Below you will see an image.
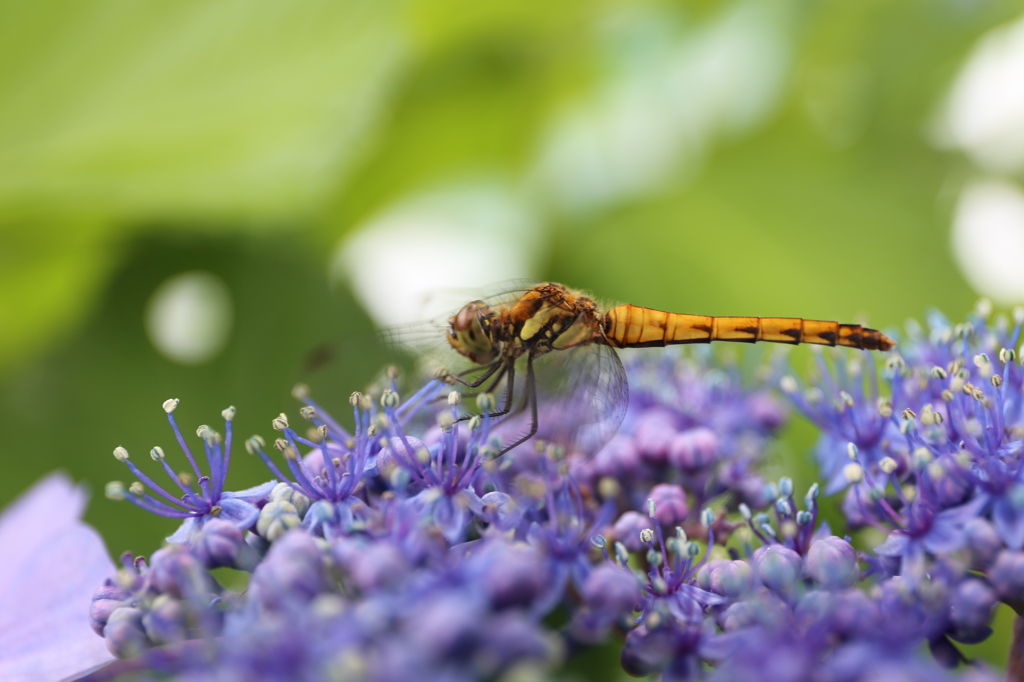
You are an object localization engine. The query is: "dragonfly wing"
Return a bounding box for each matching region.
[529,342,629,458]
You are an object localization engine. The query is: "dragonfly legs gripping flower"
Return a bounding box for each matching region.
[446,355,541,458]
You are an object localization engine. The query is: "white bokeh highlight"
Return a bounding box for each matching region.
[941,13,1024,174]
[952,179,1024,304]
[335,182,542,327]
[145,271,234,365]
[531,0,791,214]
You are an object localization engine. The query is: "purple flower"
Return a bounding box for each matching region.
[0,474,116,680]
[107,400,274,543]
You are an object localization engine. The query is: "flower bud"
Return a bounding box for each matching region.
[194,518,257,571]
[753,545,803,593]
[666,427,718,471]
[256,499,301,542]
[89,583,131,635]
[807,536,859,589]
[949,578,997,638]
[103,607,151,658]
[646,484,689,527]
[250,530,326,610]
[141,594,188,645]
[148,544,210,599]
[708,560,754,598]
[612,511,654,552]
[989,550,1024,601]
[269,481,311,518]
[480,491,524,531]
[964,518,1002,568]
[479,544,550,610]
[582,564,642,615]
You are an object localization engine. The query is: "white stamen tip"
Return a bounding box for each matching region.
[162,398,179,414]
[843,463,863,483]
[113,446,130,461]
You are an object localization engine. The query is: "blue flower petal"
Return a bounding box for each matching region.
[222,480,277,504]
[874,531,910,557]
[217,498,261,529]
[994,495,1024,550]
[166,517,200,544]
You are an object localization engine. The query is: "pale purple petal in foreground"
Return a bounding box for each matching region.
[0,473,116,681]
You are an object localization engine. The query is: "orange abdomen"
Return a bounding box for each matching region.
[602,305,894,351]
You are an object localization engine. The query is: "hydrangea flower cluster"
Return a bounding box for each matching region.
[64,311,1024,681]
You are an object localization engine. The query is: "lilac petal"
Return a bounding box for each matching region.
[874,531,910,557]
[0,474,116,680]
[923,516,966,555]
[166,517,200,544]
[677,583,727,607]
[434,497,467,544]
[939,494,988,525]
[994,496,1024,551]
[216,498,261,530]
[811,520,832,543]
[221,481,277,504]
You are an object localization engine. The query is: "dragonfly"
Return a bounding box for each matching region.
[385,282,895,458]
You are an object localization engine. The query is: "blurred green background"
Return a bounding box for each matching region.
[3,0,1024,672]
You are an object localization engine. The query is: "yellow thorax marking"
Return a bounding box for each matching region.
[552,316,593,350]
[519,304,561,341]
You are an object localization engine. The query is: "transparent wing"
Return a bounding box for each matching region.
[467,342,628,459]
[533,341,629,457]
[376,281,542,375]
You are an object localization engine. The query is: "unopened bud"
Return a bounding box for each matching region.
[878,400,893,418]
[105,481,126,500]
[245,435,265,454]
[476,393,496,412]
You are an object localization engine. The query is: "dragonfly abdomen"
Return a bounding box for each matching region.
[602,305,894,351]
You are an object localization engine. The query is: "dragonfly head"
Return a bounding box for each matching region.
[448,300,500,365]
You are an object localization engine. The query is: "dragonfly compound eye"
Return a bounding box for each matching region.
[449,300,498,365]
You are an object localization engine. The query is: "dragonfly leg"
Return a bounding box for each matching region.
[494,356,538,457]
[452,364,512,424]
[449,361,502,389]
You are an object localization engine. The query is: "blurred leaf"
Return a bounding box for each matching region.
[0,217,118,377]
[0,0,403,220]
